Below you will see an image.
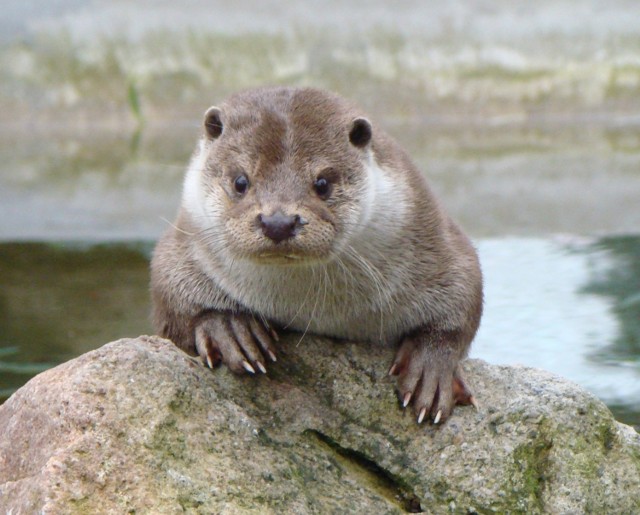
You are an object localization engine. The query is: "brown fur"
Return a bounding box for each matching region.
[150,87,483,423]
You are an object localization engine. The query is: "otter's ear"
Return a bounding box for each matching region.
[204,106,223,139]
[349,117,372,148]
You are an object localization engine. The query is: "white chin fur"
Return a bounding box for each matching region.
[182,138,210,227]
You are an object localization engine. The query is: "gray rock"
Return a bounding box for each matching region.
[0,335,638,514]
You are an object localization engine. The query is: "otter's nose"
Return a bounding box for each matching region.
[258,212,305,244]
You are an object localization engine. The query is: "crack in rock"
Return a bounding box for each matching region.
[307,429,423,513]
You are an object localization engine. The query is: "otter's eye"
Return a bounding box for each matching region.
[233,174,249,195]
[314,177,332,199]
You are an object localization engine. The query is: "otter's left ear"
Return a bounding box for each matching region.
[349,117,372,148]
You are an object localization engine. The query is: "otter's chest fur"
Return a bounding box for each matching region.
[214,254,411,343]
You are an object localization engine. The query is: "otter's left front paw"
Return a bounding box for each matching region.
[388,336,476,424]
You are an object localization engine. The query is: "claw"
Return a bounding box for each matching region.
[402,392,412,408]
[470,396,479,410]
[256,361,267,374]
[267,349,277,362]
[433,410,442,425]
[242,361,256,374]
[417,406,427,424]
[261,319,279,341]
[206,355,214,369]
[388,363,398,376]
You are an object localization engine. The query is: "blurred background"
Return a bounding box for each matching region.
[0,0,638,428]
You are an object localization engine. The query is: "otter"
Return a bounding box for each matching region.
[150,87,482,424]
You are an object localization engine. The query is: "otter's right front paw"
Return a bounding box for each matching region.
[194,313,278,375]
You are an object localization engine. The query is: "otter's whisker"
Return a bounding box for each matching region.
[296,265,322,347]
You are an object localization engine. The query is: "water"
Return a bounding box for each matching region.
[3,124,640,241]
[0,126,639,429]
[0,243,152,383]
[474,236,640,426]
[1,237,638,428]
[0,0,639,429]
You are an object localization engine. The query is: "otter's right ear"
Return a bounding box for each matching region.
[349,117,372,148]
[204,106,223,139]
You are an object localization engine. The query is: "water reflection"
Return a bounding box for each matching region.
[580,236,640,363]
[0,239,638,429]
[2,124,640,241]
[0,127,195,240]
[0,242,152,401]
[472,236,640,428]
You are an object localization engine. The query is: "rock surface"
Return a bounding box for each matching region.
[0,335,638,514]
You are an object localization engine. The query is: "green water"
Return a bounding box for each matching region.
[0,239,638,429]
[0,243,152,389]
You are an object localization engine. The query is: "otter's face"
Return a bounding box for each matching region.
[183,91,374,265]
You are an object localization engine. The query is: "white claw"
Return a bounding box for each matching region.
[267,349,277,362]
[417,407,427,424]
[402,392,412,408]
[434,410,442,425]
[257,361,267,374]
[242,361,256,374]
[206,355,214,369]
[470,396,479,410]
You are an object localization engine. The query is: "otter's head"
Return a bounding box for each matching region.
[182,88,375,265]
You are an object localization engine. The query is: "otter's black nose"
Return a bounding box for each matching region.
[258,212,304,244]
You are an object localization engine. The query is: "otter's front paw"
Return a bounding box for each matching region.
[194,312,278,375]
[389,336,476,424]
